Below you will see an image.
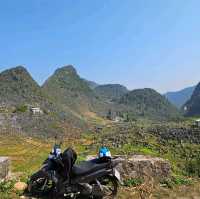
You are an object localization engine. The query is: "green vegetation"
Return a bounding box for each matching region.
[118,88,181,120]
[124,178,143,187]
[0,180,15,199]
[160,176,192,189]
[184,151,200,177]
[94,84,128,101]
[13,105,28,113]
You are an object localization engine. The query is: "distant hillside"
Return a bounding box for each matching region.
[183,82,200,116]
[165,86,196,109]
[95,84,128,101]
[83,79,99,89]
[118,88,181,120]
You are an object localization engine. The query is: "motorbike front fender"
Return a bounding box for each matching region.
[111,168,123,185]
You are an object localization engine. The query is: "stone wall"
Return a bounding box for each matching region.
[149,126,200,144]
[0,157,10,181]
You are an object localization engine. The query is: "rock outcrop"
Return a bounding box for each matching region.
[116,155,171,181]
[0,157,10,181]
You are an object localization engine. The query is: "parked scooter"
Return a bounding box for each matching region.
[28,143,122,199]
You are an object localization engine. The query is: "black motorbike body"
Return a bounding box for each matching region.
[28,148,122,199]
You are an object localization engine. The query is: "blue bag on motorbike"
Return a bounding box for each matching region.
[98,146,112,163]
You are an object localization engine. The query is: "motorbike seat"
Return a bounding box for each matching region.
[72,160,109,176]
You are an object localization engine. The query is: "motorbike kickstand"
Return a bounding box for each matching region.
[95,179,103,192]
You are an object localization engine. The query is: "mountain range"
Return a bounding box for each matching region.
[1,65,199,136]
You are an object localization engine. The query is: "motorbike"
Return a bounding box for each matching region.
[28,144,122,199]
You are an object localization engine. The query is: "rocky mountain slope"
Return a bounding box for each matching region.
[42,65,108,117]
[183,82,200,116]
[165,85,196,108]
[94,84,128,101]
[83,79,99,89]
[118,88,181,120]
[0,66,47,106]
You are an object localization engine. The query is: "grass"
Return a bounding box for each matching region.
[0,135,51,175]
[123,178,143,187]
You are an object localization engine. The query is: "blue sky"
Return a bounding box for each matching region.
[0,0,200,93]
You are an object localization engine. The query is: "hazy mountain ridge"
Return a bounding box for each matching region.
[165,86,196,108]
[183,82,200,116]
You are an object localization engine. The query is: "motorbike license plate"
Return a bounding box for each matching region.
[114,169,121,181]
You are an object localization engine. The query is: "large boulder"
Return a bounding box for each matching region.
[116,155,171,181]
[0,157,10,181]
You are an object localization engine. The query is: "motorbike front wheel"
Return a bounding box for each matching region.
[28,170,54,197]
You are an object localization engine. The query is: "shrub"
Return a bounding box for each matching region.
[184,153,200,177]
[0,180,14,193]
[172,176,192,185]
[123,178,143,187]
[13,105,28,113]
[160,176,192,189]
